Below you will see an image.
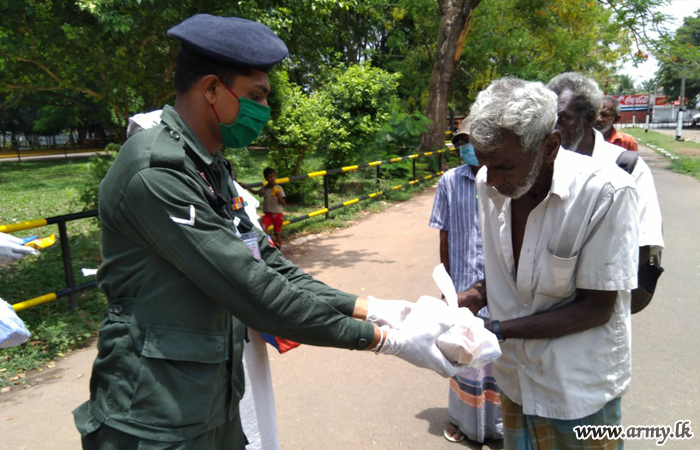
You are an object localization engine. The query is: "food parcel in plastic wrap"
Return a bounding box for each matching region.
[404,264,501,368]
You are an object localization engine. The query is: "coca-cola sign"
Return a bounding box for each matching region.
[612,94,668,107]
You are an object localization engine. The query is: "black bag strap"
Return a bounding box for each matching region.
[616,150,639,175]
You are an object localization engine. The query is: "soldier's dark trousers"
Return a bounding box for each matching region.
[81,420,247,450]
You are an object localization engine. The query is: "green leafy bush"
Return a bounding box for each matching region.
[77,147,117,211]
[262,70,330,204]
[223,146,254,178]
[374,111,433,156]
[316,64,401,177]
[379,155,412,179]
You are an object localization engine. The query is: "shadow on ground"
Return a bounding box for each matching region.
[284,233,396,275]
[415,407,504,449]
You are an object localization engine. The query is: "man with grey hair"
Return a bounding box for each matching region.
[595,96,639,151]
[548,72,664,311]
[546,72,604,153]
[466,77,638,449]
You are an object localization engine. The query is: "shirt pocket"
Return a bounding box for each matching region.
[127,326,229,428]
[535,252,578,299]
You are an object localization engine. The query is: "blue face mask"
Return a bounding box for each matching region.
[460,143,479,166]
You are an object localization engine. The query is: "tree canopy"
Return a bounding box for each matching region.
[0,0,670,150]
[657,11,700,108]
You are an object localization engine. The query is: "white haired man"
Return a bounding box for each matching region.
[547,73,664,300]
[465,77,638,449]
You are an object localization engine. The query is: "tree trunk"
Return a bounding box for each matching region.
[293,146,308,176]
[419,0,481,153]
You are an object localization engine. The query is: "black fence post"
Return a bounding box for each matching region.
[323,174,330,220]
[58,221,78,312]
[412,158,416,181]
[376,165,381,188]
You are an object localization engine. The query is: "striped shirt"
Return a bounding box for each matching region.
[429,165,485,316]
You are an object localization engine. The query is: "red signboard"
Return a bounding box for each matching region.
[612,94,669,109]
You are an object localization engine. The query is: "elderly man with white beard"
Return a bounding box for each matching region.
[465,77,638,449]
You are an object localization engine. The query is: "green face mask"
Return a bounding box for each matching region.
[212,83,270,148]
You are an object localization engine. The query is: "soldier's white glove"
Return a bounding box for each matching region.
[377,297,465,378]
[0,298,31,348]
[0,232,38,266]
[366,296,414,329]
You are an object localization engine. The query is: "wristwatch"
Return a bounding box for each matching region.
[491,320,506,342]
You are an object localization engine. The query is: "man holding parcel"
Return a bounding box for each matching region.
[467,78,638,449]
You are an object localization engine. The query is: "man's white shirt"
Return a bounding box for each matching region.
[592,129,664,252]
[477,149,638,420]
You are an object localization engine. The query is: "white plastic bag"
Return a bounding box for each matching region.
[0,298,31,349]
[432,264,501,368]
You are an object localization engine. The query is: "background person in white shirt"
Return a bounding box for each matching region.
[465,77,638,449]
[547,72,664,269]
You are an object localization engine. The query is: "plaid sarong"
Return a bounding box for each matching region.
[448,363,503,442]
[501,394,623,450]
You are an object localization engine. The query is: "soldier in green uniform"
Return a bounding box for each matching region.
[73,14,466,449]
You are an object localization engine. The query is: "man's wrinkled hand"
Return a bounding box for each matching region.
[456,282,487,315]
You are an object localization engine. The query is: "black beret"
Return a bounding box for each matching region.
[168,14,288,72]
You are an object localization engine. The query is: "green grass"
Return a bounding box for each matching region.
[0,159,105,388]
[667,157,700,180]
[625,127,700,154]
[624,127,700,181]
[0,150,458,387]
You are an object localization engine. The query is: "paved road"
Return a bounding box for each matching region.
[0,144,698,449]
[0,150,105,163]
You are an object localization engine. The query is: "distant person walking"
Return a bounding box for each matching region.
[595,96,639,151]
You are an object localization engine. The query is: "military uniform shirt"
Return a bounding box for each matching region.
[73,105,374,442]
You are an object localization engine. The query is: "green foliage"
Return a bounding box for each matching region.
[378,154,412,179]
[222,146,253,178]
[374,111,433,155]
[260,69,329,204]
[316,64,401,173]
[1,0,670,145]
[77,150,117,212]
[657,13,700,108]
[609,74,638,94]
[32,105,81,136]
[451,0,623,112]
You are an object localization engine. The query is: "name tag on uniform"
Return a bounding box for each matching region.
[240,232,261,259]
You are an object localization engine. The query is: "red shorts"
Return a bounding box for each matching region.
[262,212,284,232]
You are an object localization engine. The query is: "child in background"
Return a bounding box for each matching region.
[245,167,286,249]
